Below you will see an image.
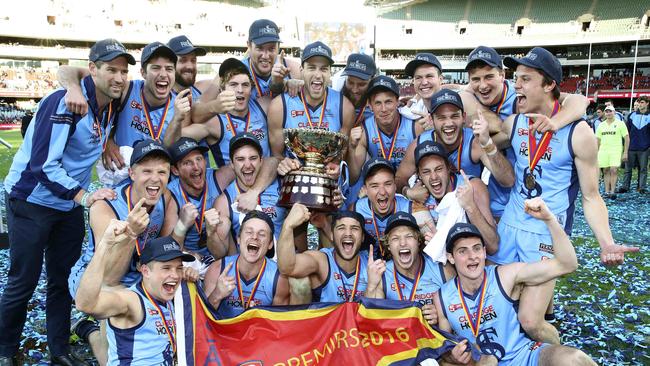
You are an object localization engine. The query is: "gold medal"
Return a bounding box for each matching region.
[524,174,536,190]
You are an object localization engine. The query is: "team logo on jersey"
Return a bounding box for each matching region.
[459,304,497,330]
[261,206,277,219]
[448,303,462,312]
[519,166,543,199]
[131,100,143,110]
[538,243,553,254]
[249,128,266,143]
[476,327,506,361]
[518,142,553,161]
[290,110,305,117]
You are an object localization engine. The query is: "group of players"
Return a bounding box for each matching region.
[0,17,640,366]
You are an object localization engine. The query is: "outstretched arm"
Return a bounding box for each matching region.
[277,204,324,278]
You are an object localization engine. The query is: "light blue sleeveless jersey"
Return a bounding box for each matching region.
[106,282,175,366]
[353,194,412,245]
[312,247,369,303]
[209,99,270,167]
[114,79,176,148]
[500,114,581,234]
[217,255,280,319]
[382,253,446,306]
[167,168,222,256]
[418,128,482,177]
[363,114,417,169]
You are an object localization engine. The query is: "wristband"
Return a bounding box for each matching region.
[80,191,90,208]
[174,220,189,238]
[479,137,494,148]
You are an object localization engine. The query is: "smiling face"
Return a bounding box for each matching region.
[413,65,442,101]
[91,57,129,102]
[247,41,279,77]
[175,52,198,88]
[344,75,370,106]
[513,65,555,114]
[447,236,486,282]
[129,155,171,207]
[301,57,331,103]
[222,72,252,113]
[417,154,452,200]
[332,217,364,262]
[365,169,397,216]
[141,258,183,302]
[432,104,465,147]
[370,91,399,132]
[468,65,505,106]
[387,226,421,273]
[172,150,206,195]
[238,218,273,264]
[142,56,176,105]
[232,145,261,188]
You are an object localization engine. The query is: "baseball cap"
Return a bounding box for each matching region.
[430,89,464,114]
[241,210,276,258]
[604,105,616,112]
[89,39,136,65]
[366,75,400,99]
[415,140,448,167]
[405,53,442,77]
[218,58,251,78]
[130,139,172,166]
[140,236,195,264]
[229,132,263,160]
[167,35,207,57]
[465,46,502,70]
[169,137,209,164]
[445,222,484,253]
[141,42,178,66]
[361,157,395,183]
[342,53,376,81]
[385,211,419,236]
[248,19,281,45]
[503,47,562,85]
[301,41,334,65]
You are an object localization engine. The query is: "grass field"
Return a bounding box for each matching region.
[0,130,647,364]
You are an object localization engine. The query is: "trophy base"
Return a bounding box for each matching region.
[278,171,338,212]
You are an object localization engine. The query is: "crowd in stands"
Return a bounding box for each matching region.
[0,102,33,125]
[561,70,650,94]
[0,66,57,93]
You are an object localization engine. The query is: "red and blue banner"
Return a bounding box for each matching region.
[175,282,479,366]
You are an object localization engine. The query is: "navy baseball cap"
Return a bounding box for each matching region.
[130,139,172,166]
[89,39,136,65]
[342,53,376,81]
[465,46,502,70]
[141,42,178,66]
[248,19,281,45]
[301,41,334,65]
[218,58,251,78]
[445,222,484,253]
[415,140,448,167]
[385,211,419,236]
[362,157,395,183]
[229,132,263,159]
[241,210,276,258]
[366,75,400,98]
[503,47,562,85]
[405,53,442,77]
[168,35,207,57]
[430,89,464,114]
[140,236,195,264]
[169,137,209,164]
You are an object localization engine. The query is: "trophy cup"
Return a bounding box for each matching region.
[278,128,348,212]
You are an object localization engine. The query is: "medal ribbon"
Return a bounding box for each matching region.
[393,256,423,301]
[235,182,261,205]
[179,185,208,234]
[335,255,361,302]
[354,104,369,126]
[457,270,488,337]
[248,62,265,97]
[527,100,560,172]
[371,198,396,257]
[375,117,401,162]
[140,88,170,141]
[455,132,464,171]
[126,185,146,256]
[235,257,267,309]
[225,112,251,136]
[93,102,112,152]
[141,285,176,354]
[299,89,328,129]
[495,82,508,115]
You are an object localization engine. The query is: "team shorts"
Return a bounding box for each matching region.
[597,149,622,168]
[489,221,554,264]
[500,341,548,366]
